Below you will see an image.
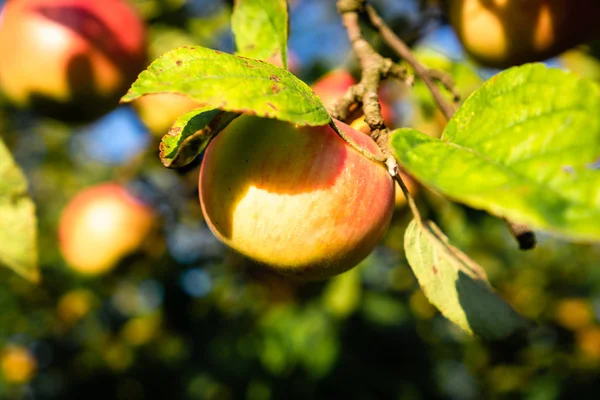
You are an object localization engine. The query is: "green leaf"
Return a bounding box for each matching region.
[122,46,329,126]
[160,107,239,168]
[232,0,288,69]
[0,139,39,282]
[391,64,600,241]
[405,218,527,339]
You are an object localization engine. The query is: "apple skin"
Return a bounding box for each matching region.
[0,0,147,122]
[199,116,395,279]
[59,183,155,276]
[449,0,600,69]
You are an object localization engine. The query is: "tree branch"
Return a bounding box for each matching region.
[335,0,536,250]
[364,3,456,120]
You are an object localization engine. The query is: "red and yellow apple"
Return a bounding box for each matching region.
[59,183,155,276]
[199,116,395,279]
[0,0,147,122]
[449,0,600,68]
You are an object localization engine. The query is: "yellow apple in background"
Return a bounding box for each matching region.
[449,0,600,68]
[133,93,201,136]
[59,183,156,276]
[199,116,395,279]
[0,345,37,384]
[0,0,147,122]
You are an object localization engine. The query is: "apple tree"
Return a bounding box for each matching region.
[1,0,600,398]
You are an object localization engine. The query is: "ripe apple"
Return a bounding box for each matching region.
[449,0,600,68]
[0,0,147,122]
[59,183,155,276]
[199,116,395,279]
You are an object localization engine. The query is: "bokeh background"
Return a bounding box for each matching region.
[2,0,600,399]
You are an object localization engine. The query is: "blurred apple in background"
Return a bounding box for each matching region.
[0,0,147,122]
[0,345,37,385]
[448,0,600,68]
[311,69,357,109]
[58,183,156,276]
[133,92,201,136]
[311,69,396,127]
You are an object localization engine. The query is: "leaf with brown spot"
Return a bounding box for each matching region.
[122,46,329,126]
[160,106,239,168]
[404,218,528,339]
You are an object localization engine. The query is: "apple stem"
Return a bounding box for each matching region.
[329,120,386,164]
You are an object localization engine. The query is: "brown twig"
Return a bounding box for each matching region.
[332,0,412,155]
[335,0,422,231]
[364,3,456,120]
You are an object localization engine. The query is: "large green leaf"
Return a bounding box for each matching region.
[0,139,39,282]
[405,218,527,339]
[160,107,239,168]
[391,64,600,241]
[122,46,329,126]
[232,0,288,69]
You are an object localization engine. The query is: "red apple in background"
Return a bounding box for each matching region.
[311,69,357,109]
[199,116,395,279]
[0,0,147,122]
[59,183,156,276]
[311,69,396,127]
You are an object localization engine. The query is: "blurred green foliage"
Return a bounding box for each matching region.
[1,0,600,399]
